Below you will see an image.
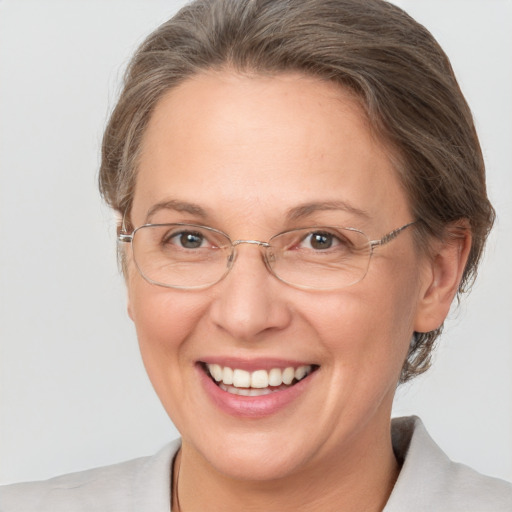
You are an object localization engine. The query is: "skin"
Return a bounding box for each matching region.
[126,71,470,511]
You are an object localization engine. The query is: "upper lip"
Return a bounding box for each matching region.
[198,357,319,372]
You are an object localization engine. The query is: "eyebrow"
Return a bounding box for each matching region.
[286,201,371,221]
[144,198,370,224]
[145,199,209,223]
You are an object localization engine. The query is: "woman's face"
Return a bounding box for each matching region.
[127,72,433,480]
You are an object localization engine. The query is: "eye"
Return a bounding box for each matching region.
[300,231,343,250]
[179,232,205,249]
[164,230,209,249]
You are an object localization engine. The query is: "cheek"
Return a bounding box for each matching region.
[127,276,203,386]
[309,267,420,376]
[126,280,214,434]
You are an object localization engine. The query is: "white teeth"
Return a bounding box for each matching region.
[295,365,309,380]
[268,368,282,387]
[282,367,295,385]
[219,383,274,396]
[251,369,269,388]
[210,364,223,382]
[206,363,314,392]
[222,366,233,385]
[232,369,251,388]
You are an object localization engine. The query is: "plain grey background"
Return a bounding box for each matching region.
[1,0,511,484]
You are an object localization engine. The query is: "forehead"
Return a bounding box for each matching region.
[133,71,410,233]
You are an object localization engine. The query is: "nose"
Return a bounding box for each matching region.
[208,243,292,342]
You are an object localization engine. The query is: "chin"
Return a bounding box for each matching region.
[185,428,317,482]
[210,445,310,482]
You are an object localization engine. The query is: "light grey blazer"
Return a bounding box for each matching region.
[1,417,511,511]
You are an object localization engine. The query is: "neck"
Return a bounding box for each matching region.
[172,421,400,512]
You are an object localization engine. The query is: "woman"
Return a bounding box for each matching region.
[1,0,511,510]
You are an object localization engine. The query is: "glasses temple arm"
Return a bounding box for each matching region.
[370,221,418,249]
[118,233,133,243]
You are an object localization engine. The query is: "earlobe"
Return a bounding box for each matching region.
[124,260,136,322]
[126,279,135,322]
[414,221,472,333]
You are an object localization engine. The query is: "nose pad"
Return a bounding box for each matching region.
[262,249,277,280]
[227,250,236,266]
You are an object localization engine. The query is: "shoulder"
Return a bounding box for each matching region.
[0,439,180,512]
[385,416,512,512]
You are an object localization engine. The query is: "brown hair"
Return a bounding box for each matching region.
[99,0,495,382]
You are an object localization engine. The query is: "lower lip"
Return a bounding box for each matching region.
[197,365,316,418]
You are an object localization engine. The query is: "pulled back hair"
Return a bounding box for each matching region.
[99,0,495,382]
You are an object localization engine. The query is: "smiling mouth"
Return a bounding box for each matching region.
[203,363,318,396]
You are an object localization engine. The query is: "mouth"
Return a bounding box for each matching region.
[202,362,319,397]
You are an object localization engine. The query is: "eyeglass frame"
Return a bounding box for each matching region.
[117,220,418,291]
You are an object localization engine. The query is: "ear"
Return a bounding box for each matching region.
[120,238,136,323]
[126,271,136,323]
[127,300,135,322]
[414,221,472,333]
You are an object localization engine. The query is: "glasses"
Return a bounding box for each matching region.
[118,221,416,290]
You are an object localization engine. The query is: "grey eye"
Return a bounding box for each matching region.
[161,230,207,249]
[308,232,334,250]
[177,232,205,249]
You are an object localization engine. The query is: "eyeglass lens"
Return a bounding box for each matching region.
[130,224,373,290]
